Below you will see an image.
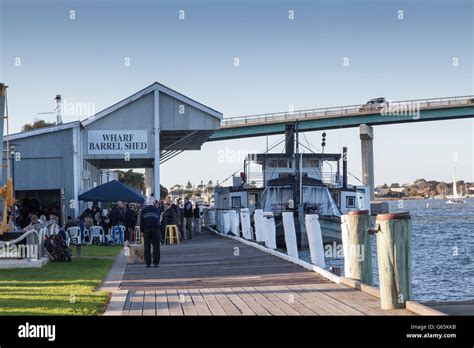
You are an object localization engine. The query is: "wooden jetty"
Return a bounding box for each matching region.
[103,229,421,316]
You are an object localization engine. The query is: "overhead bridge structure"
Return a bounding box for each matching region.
[210,95,474,141]
[209,95,474,199]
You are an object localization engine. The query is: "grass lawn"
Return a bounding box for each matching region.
[0,245,122,316]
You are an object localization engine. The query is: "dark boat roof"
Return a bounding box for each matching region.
[267,175,324,186]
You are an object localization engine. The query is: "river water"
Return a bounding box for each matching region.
[298,198,474,303]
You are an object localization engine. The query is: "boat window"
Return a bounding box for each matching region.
[231,196,242,208]
[278,160,289,168]
[248,193,258,208]
[268,159,278,168]
[346,196,355,208]
[302,159,319,168]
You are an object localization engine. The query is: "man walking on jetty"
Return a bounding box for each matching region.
[140,196,161,268]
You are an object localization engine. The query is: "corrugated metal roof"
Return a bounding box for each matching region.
[81,82,223,127]
[4,121,80,141]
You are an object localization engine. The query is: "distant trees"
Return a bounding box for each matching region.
[376,178,472,198]
[22,119,55,131]
[117,169,145,192]
[169,180,216,198]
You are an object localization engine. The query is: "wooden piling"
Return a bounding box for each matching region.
[345,210,372,285]
[376,212,412,309]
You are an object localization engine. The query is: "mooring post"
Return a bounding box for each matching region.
[376,212,412,309]
[340,214,350,276]
[305,214,325,268]
[229,210,239,237]
[253,209,266,242]
[282,211,298,258]
[344,210,373,285]
[222,211,231,235]
[240,208,253,240]
[263,212,277,249]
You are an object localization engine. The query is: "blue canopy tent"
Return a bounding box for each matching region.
[78,180,145,203]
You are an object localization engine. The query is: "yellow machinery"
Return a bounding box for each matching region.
[0,178,14,235]
[0,83,14,236]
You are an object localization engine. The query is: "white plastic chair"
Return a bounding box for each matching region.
[67,227,81,245]
[89,226,104,245]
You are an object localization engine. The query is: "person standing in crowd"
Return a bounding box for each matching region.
[183,197,193,240]
[193,203,201,235]
[160,202,175,244]
[124,203,136,242]
[64,215,77,230]
[108,202,125,230]
[140,196,161,268]
[177,198,185,239]
[170,202,181,241]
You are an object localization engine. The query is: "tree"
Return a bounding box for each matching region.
[118,170,145,192]
[206,180,214,194]
[22,119,55,132]
[184,180,193,196]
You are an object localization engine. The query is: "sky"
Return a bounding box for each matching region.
[0,0,473,188]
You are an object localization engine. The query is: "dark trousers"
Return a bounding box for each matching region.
[143,227,160,266]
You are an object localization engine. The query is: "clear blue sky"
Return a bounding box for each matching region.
[0,0,473,187]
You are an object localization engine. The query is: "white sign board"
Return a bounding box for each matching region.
[88,130,148,155]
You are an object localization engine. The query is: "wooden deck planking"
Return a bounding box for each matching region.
[128,291,144,316]
[229,287,272,316]
[142,291,156,316]
[117,229,415,316]
[154,290,170,315]
[199,288,228,316]
[166,289,184,316]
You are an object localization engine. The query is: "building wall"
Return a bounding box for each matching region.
[159,92,220,131]
[2,128,75,214]
[82,92,155,161]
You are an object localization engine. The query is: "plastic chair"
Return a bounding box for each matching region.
[112,225,125,245]
[89,226,104,245]
[104,227,113,244]
[164,225,180,245]
[67,227,82,245]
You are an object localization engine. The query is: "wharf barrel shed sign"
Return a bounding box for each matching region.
[88,130,148,155]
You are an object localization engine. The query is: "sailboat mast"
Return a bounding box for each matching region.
[453,167,458,198]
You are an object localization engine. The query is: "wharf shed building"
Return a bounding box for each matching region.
[1,82,222,221]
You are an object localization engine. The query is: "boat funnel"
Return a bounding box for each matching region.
[285,124,295,155]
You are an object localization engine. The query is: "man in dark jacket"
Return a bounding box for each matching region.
[140,197,161,267]
[160,202,175,243]
[124,204,136,241]
[109,203,125,227]
[183,197,193,240]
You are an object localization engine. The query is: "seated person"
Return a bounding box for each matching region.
[64,215,78,231]
[48,214,60,236]
[26,214,41,231]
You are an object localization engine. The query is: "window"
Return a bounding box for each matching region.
[249,193,258,208]
[231,196,242,208]
[346,196,355,208]
[268,160,278,168]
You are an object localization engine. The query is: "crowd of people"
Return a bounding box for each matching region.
[10,195,204,268]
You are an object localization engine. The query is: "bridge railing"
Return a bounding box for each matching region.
[220,95,474,128]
